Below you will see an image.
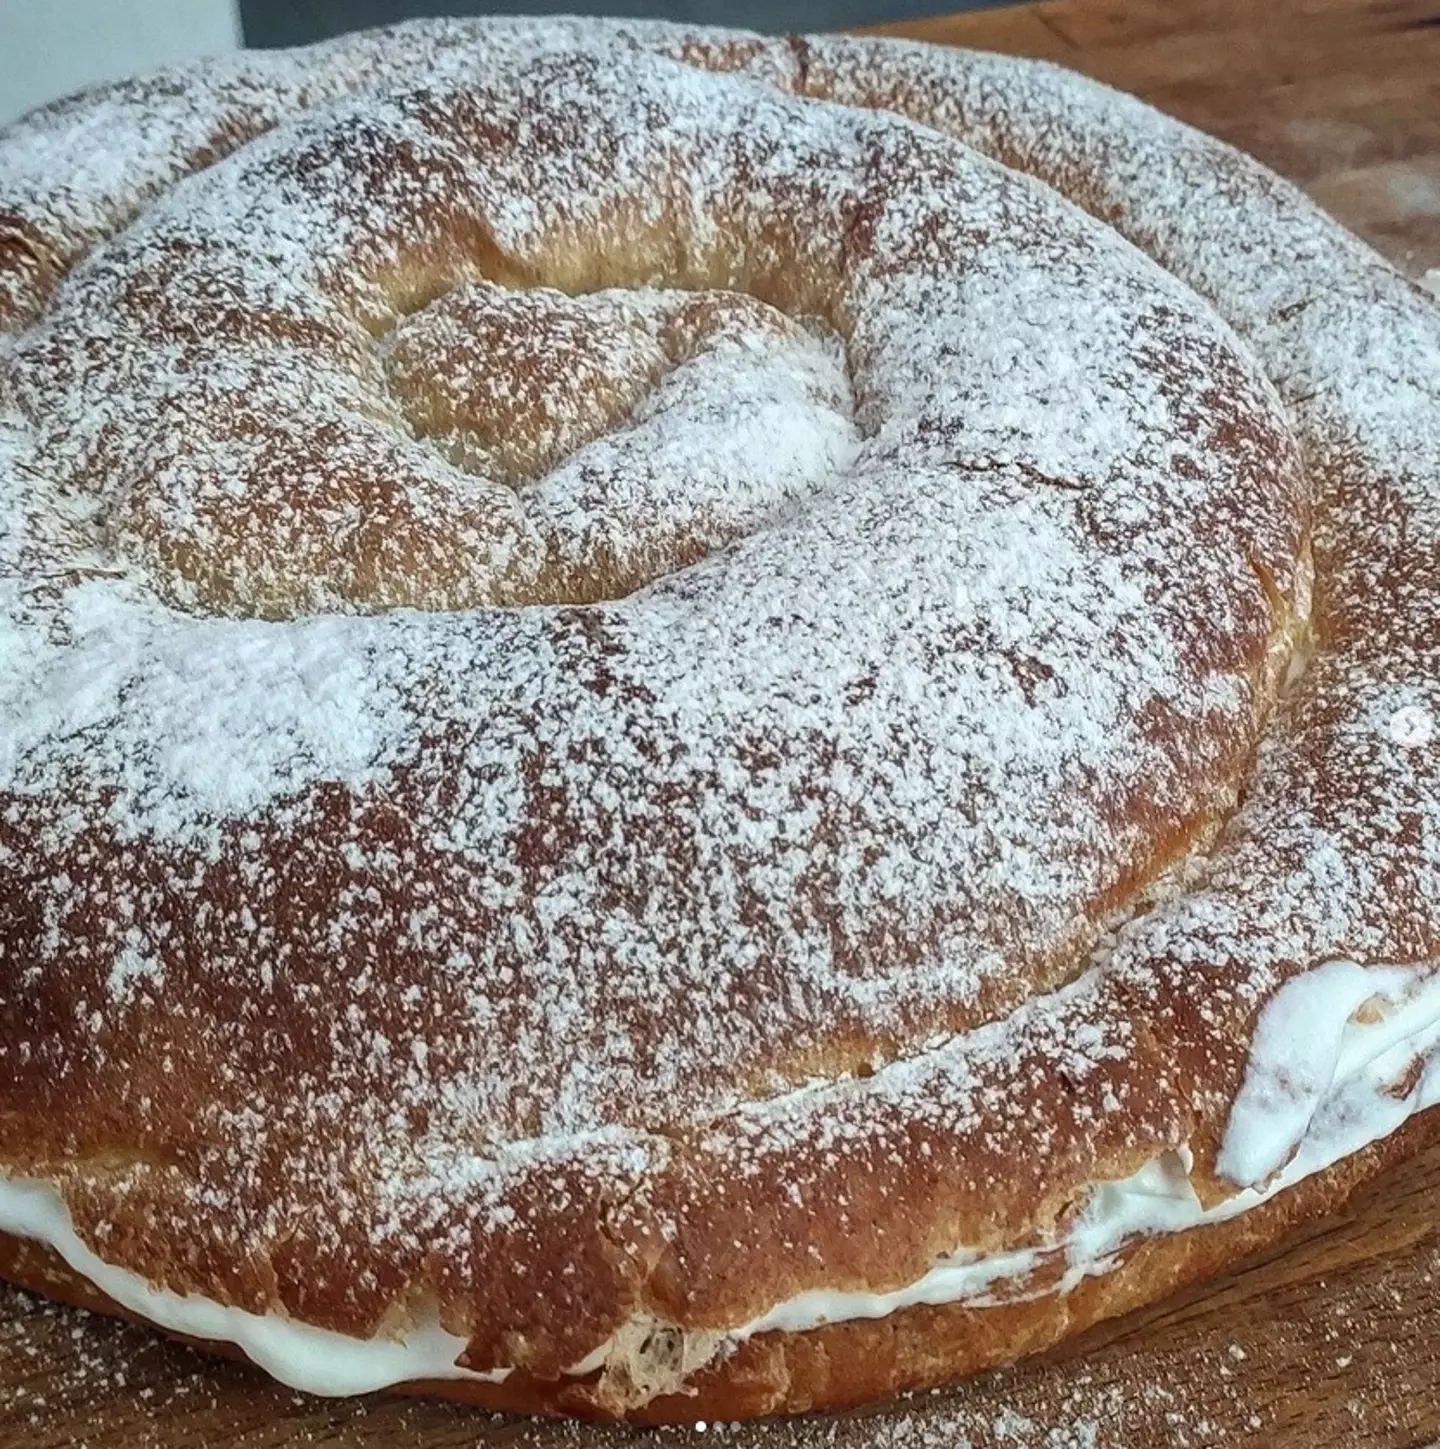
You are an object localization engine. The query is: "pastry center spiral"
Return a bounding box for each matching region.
[378,280,855,607]
[5,52,1304,652]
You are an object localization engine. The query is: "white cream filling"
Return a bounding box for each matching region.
[4,957,1438,1396]
[0,1176,505,1392]
[744,959,1440,1337]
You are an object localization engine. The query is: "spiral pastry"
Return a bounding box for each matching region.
[1,17,1438,1423]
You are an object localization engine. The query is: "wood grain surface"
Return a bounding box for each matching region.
[4,1,1440,1445]
[877,0,1440,277]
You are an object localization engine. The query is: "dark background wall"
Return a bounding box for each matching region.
[240,0,1005,47]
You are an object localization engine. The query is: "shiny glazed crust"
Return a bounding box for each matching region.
[2,17,1439,1422]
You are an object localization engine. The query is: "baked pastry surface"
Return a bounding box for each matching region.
[1,17,1438,1422]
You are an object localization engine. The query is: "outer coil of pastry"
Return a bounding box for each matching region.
[1,18,1438,1422]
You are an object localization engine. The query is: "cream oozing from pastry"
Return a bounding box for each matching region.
[0,1175,505,1390]
[2,956,1437,1397]
[748,958,1440,1335]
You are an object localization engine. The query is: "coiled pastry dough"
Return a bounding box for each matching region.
[1,16,1438,1423]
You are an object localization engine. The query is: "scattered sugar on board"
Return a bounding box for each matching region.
[0,1279,1246,1448]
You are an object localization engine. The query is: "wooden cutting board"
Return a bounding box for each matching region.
[4,1,1440,1445]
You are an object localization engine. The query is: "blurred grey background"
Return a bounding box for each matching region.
[0,0,240,123]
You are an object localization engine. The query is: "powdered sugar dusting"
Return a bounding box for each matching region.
[0,41,1301,1142]
[1,14,1437,1411]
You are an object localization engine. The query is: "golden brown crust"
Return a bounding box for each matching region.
[2,17,1439,1423]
